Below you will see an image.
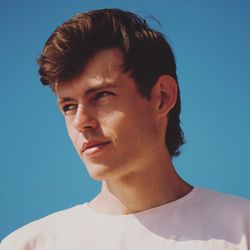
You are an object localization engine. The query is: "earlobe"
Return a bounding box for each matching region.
[155,75,178,116]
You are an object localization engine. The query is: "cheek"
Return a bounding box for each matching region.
[65,120,78,146]
[99,110,125,137]
[101,107,157,144]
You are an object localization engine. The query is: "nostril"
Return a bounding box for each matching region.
[72,105,99,132]
[73,116,99,132]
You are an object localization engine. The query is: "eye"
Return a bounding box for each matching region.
[95,91,114,99]
[62,104,77,113]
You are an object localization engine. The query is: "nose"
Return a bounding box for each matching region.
[73,105,99,132]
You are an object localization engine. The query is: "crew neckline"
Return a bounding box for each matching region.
[84,187,200,219]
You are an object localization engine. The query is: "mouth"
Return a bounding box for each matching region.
[82,141,111,156]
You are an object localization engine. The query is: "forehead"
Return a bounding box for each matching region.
[55,48,125,96]
[85,48,124,75]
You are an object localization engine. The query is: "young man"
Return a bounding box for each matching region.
[1,8,250,250]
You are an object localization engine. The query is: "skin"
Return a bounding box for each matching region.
[56,48,192,215]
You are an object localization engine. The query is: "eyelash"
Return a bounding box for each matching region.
[61,91,114,113]
[62,104,76,113]
[94,91,113,100]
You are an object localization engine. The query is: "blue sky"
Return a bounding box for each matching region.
[1,0,250,239]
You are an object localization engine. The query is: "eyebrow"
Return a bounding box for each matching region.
[57,82,118,105]
[85,82,118,95]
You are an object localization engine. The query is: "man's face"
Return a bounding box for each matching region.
[56,48,162,181]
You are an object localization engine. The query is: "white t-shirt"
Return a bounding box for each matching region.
[1,188,250,250]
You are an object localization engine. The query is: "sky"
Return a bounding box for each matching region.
[0,0,250,239]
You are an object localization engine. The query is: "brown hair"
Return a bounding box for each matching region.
[37,8,185,157]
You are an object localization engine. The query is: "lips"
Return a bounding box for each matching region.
[82,141,111,156]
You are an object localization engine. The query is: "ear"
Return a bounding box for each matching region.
[151,75,178,117]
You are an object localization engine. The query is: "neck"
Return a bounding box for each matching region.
[88,152,192,215]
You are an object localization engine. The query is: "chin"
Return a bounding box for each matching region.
[84,162,115,181]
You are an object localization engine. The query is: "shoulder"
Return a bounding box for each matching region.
[171,188,250,247]
[194,188,250,212]
[0,204,87,250]
[190,188,250,226]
